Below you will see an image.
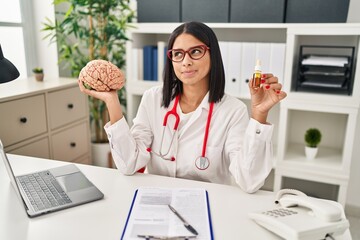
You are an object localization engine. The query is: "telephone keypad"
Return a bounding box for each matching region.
[262,208,298,218]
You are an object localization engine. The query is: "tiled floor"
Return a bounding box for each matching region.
[349,215,360,240]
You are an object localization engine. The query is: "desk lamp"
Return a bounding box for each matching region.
[0,44,20,83]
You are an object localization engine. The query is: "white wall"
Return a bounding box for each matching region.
[32,0,59,78]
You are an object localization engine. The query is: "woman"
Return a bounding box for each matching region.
[78,21,287,193]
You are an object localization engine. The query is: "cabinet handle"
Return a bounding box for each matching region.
[70,142,76,147]
[67,103,74,109]
[20,117,27,123]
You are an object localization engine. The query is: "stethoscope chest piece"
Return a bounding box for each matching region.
[195,156,210,170]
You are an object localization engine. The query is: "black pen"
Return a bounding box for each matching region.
[168,204,198,236]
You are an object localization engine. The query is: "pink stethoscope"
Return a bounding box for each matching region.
[147,95,214,170]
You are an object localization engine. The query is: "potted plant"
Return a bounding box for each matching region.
[43,0,135,167]
[304,128,322,160]
[32,67,44,81]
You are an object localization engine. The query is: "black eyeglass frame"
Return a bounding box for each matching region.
[167,44,210,62]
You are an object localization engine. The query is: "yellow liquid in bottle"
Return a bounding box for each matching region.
[252,71,261,88]
[252,59,262,88]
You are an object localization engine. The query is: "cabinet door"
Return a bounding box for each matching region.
[51,122,89,162]
[47,87,87,130]
[0,95,47,146]
[73,155,92,165]
[8,138,50,159]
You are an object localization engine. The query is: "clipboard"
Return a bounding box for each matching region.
[121,187,214,240]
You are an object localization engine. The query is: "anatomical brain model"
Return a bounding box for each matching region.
[79,59,125,91]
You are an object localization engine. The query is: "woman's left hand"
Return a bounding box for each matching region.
[249,73,287,124]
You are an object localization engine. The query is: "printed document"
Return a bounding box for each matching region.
[121,187,213,240]
[302,55,349,67]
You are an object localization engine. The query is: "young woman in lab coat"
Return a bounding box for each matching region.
[78,21,287,193]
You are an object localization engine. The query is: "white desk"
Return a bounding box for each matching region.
[0,155,352,240]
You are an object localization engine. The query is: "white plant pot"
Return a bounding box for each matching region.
[91,142,113,168]
[305,146,318,160]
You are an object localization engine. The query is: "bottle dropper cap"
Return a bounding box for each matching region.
[254,59,262,71]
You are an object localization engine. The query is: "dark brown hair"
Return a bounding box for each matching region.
[162,21,225,107]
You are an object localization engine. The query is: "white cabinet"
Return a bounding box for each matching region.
[125,23,288,122]
[51,122,89,161]
[0,94,47,146]
[0,78,92,164]
[274,25,360,205]
[8,138,51,159]
[47,86,88,129]
[125,23,360,205]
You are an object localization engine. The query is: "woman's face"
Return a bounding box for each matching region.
[171,33,211,89]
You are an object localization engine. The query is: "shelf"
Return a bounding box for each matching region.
[131,23,287,43]
[126,80,161,95]
[285,33,360,98]
[287,24,360,35]
[281,177,340,201]
[285,92,360,108]
[282,143,343,172]
[131,23,289,34]
[133,23,360,33]
[285,109,347,147]
[126,23,360,205]
[0,77,77,101]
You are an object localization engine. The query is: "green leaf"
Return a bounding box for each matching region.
[43,0,136,143]
[64,4,74,18]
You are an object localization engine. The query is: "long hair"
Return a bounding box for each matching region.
[162,21,225,108]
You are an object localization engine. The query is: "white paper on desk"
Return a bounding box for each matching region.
[121,187,213,240]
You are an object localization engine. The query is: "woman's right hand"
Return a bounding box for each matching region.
[78,79,124,124]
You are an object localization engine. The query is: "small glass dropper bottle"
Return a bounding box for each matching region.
[252,59,262,88]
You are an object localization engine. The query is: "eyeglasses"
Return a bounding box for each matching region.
[167,45,210,62]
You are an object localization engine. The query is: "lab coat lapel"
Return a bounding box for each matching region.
[178,92,210,138]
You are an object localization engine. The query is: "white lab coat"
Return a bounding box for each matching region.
[105,86,274,193]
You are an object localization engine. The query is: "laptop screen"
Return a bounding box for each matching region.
[0,139,26,204]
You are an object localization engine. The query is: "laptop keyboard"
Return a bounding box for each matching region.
[17,171,72,212]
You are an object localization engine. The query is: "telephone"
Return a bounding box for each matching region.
[249,189,349,240]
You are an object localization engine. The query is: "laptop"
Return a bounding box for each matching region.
[0,139,104,217]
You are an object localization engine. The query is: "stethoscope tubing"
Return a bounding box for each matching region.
[158,128,177,160]
[158,95,180,159]
[148,95,214,164]
[202,101,214,157]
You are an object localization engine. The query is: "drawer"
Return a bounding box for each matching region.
[48,86,87,129]
[51,122,89,162]
[73,155,92,165]
[0,95,47,146]
[8,138,50,159]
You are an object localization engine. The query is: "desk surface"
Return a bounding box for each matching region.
[0,155,352,240]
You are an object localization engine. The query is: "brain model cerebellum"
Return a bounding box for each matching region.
[79,60,125,91]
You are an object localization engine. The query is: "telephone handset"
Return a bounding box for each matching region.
[249,189,349,240]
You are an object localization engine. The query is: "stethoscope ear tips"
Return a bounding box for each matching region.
[146,148,152,152]
[171,157,176,161]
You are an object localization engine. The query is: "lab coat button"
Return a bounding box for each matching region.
[256,129,261,134]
